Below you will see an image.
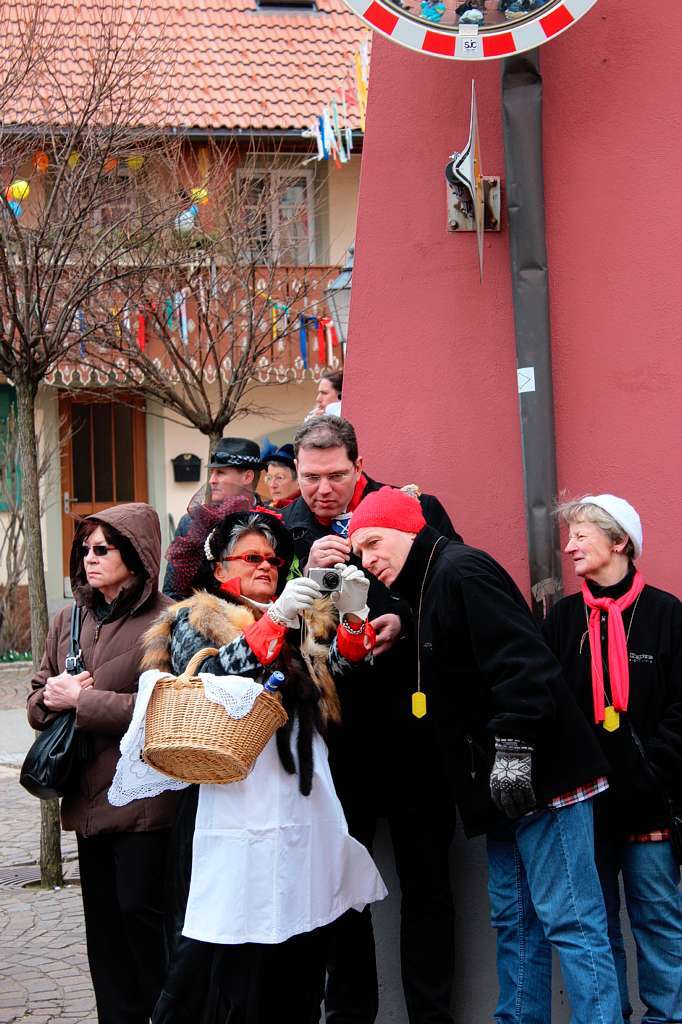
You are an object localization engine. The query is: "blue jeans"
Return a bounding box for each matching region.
[486,799,621,1024]
[596,837,682,1023]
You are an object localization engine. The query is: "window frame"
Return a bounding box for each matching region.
[91,161,144,232]
[236,166,317,266]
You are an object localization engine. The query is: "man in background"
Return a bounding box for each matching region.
[163,437,260,599]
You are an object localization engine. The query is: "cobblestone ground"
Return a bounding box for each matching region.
[0,662,96,1024]
[0,665,32,712]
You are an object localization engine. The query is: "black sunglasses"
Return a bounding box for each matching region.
[82,543,116,557]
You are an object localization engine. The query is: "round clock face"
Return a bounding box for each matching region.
[342,0,598,60]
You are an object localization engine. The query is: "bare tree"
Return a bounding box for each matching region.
[2,1,343,885]
[0,0,187,885]
[63,141,342,461]
[0,407,58,656]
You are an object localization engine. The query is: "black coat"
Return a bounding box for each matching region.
[282,478,461,812]
[392,527,610,837]
[543,571,682,836]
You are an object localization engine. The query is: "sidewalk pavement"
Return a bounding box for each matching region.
[0,665,96,1024]
[0,666,408,1024]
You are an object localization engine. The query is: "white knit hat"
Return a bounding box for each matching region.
[579,494,643,559]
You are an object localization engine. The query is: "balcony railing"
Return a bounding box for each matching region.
[45,266,344,388]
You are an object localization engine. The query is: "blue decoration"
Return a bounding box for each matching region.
[77,309,86,356]
[188,204,199,216]
[318,115,329,160]
[299,315,308,369]
[420,0,445,20]
[174,209,196,233]
[8,200,23,218]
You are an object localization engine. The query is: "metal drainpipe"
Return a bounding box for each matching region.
[501,48,563,618]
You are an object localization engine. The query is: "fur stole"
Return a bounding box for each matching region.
[140,590,341,725]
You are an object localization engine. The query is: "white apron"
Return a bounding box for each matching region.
[184,729,387,944]
[110,670,387,945]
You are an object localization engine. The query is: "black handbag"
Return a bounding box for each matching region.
[20,605,91,800]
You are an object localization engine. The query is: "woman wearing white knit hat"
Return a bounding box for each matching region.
[543,493,682,1024]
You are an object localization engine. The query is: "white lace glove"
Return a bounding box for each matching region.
[330,563,370,621]
[268,577,322,628]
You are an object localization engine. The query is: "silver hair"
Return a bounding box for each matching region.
[556,498,636,560]
[221,514,276,558]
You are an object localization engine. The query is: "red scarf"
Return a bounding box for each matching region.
[581,570,645,722]
[268,490,300,510]
[220,578,242,598]
[314,474,368,526]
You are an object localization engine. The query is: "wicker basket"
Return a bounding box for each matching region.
[142,647,288,785]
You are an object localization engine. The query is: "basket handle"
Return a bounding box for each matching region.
[183,647,220,677]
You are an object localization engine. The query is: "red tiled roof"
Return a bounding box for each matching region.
[1,0,369,132]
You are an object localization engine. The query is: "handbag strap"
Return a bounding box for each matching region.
[65,604,83,674]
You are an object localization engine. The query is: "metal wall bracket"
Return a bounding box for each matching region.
[447,176,501,232]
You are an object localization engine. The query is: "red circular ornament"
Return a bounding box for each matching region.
[341,0,598,61]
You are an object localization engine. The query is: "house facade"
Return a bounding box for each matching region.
[1,0,368,605]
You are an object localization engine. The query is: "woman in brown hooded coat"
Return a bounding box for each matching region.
[27,502,179,1024]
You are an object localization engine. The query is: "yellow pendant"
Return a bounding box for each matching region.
[412,691,427,719]
[603,706,620,732]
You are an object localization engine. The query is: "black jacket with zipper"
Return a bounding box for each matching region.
[543,569,682,836]
[391,526,609,837]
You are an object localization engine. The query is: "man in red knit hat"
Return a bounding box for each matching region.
[349,486,622,1024]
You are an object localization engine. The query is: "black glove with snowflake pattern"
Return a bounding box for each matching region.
[490,737,536,819]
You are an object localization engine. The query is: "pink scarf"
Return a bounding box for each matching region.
[581,570,645,723]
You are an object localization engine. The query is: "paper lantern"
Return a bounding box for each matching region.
[6,179,30,202]
[191,186,209,206]
[174,209,196,233]
[103,157,118,173]
[127,155,144,173]
[67,152,80,170]
[33,151,49,173]
[8,200,23,218]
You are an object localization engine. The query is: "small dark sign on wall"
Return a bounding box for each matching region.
[171,453,201,483]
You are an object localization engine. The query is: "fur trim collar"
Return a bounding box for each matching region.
[140,591,255,673]
[140,590,341,723]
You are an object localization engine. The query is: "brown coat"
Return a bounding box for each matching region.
[27,503,179,836]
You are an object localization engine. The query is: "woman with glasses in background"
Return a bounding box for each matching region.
[141,495,385,1024]
[262,443,300,510]
[27,504,177,1024]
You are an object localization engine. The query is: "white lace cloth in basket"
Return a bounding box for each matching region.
[109,669,263,806]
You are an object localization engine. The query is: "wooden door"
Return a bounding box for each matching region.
[59,394,148,588]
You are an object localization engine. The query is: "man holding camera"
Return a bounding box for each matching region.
[283,416,461,1024]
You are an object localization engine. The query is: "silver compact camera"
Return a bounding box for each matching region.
[308,567,344,593]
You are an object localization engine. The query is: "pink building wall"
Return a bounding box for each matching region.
[344,1,682,598]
